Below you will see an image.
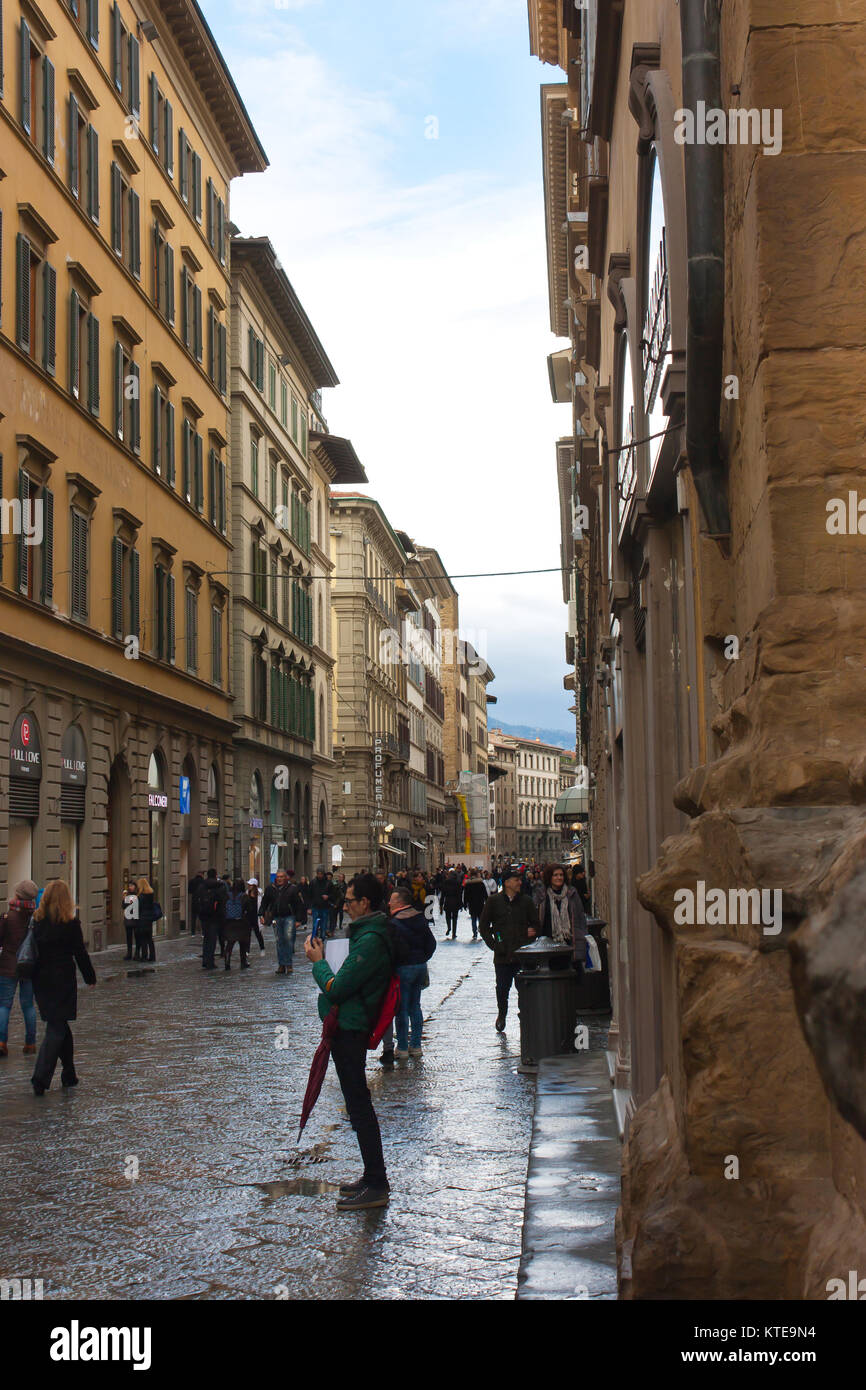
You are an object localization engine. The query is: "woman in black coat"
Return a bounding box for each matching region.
[31,879,96,1095]
[133,877,157,961]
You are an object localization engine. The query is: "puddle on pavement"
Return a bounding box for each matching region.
[256,1177,340,1201]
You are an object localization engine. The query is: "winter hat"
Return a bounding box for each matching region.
[13,879,38,902]
[246,878,259,887]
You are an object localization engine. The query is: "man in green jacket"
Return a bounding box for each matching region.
[479,864,538,1032]
[304,872,394,1211]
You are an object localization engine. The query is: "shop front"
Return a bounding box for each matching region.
[9,712,42,887]
[148,753,169,922]
[60,724,87,910]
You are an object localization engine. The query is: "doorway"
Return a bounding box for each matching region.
[107,757,131,945]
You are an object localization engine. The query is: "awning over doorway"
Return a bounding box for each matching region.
[409,839,426,851]
[380,843,407,857]
[554,785,590,821]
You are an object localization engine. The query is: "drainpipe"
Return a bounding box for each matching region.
[679,0,730,537]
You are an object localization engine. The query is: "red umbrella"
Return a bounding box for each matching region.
[297,1006,340,1141]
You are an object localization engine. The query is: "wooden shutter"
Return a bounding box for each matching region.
[218,323,227,396]
[178,129,187,200]
[130,361,140,450]
[87,126,99,221]
[87,313,99,414]
[207,305,215,379]
[182,419,191,500]
[20,19,30,133]
[248,324,255,376]
[128,34,140,116]
[114,341,124,437]
[152,385,161,473]
[111,3,122,90]
[218,458,226,535]
[166,401,175,484]
[180,265,188,346]
[110,163,122,253]
[42,56,54,162]
[129,189,141,277]
[212,607,221,685]
[69,93,80,194]
[154,564,165,657]
[208,448,216,525]
[86,0,99,48]
[69,290,81,395]
[165,243,175,322]
[16,234,30,351]
[148,73,158,147]
[193,283,202,361]
[41,486,53,604]
[72,510,87,619]
[42,261,56,374]
[167,572,175,662]
[194,432,203,512]
[164,101,173,174]
[129,547,140,637]
[192,151,201,221]
[256,339,264,390]
[206,177,214,245]
[217,198,225,264]
[111,535,123,637]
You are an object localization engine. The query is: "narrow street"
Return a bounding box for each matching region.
[0,906,535,1301]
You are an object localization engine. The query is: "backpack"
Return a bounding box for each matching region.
[368,974,401,1050]
[386,919,414,968]
[193,881,220,918]
[225,892,243,921]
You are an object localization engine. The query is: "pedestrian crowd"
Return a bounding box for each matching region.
[0,852,594,1216]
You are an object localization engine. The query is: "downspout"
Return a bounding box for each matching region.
[679,0,731,538]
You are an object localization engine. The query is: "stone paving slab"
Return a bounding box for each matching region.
[517,1052,620,1301]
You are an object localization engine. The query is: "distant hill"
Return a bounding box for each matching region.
[490,721,575,751]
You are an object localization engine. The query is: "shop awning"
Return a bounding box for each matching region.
[554,785,590,821]
[409,839,426,851]
[380,843,407,857]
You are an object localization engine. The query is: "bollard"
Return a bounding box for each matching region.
[515,936,582,1071]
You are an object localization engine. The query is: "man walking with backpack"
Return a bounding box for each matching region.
[304,873,394,1211]
[195,869,229,971]
[479,864,538,1031]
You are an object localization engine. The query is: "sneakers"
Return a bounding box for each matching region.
[495,1014,506,1032]
[275,965,286,975]
[394,1048,409,1059]
[337,1185,390,1212]
[408,1046,422,1057]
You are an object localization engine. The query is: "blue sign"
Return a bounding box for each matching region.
[179,776,190,815]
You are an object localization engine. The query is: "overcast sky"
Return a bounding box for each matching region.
[204,0,573,732]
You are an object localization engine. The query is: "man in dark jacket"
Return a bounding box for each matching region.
[441,871,464,940]
[462,870,489,941]
[188,871,204,935]
[0,880,39,1056]
[479,865,538,1031]
[310,868,332,940]
[194,869,228,971]
[260,869,301,975]
[305,873,394,1211]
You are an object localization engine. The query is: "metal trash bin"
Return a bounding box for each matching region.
[515,935,582,1070]
[574,918,611,1014]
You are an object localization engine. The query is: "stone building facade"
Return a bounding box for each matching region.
[0,0,265,944]
[530,0,866,1298]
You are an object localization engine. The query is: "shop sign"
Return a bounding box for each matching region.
[179,776,191,815]
[10,713,42,779]
[61,725,87,785]
[250,817,263,831]
[148,792,168,810]
[207,813,220,830]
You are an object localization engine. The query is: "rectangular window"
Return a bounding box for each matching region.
[70,508,89,621]
[280,378,288,427]
[268,358,276,410]
[291,394,298,442]
[111,537,139,639]
[193,431,203,513]
[269,458,277,515]
[153,563,175,662]
[185,587,197,673]
[110,163,140,276]
[16,472,53,606]
[250,434,258,497]
[15,235,55,373]
[211,607,222,686]
[148,75,172,173]
[191,151,202,223]
[152,383,174,482]
[113,342,139,449]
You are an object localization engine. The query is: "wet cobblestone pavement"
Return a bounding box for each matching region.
[0,907,536,1300]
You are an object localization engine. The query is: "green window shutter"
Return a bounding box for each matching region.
[130,189,141,277]
[166,401,175,484]
[207,305,214,380]
[87,126,99,222]
[194,433,203,512]
[128,34,140,116]
[192,151,201,221]
[206,177,214,245]
[42,262,56,374]
[152,222,160,308]
[41,487,53,604]
[42,55,54,162]
[212,608,221,685]
[111,3,122,90]
[193,283,202,361]
[111,535,123,637]
[129,548,140,637]
[86,0,99,49]
[17,469,29,594]
[167,572,175,662]
[20,20,30,133]
[130,362,140,450]
[152,385,161,474]
[218,458,226,535]
[248,324,254,376]
[114,342,124,437]
[16,233,30,352]
[164,100,173,175]
[71,510,87,619]
[148,73,158,147]
[218,323,227,396]
[165,243,174,322]
[180,265,188,346]
[154,564,164,657]
[208,448,216,525]
[110,163,122,253]
[178,128,187,200]
[87,313,99,415]
[182,420,191,500]
[217,198,225,264]
[256,339,264,390]
[69,93,80,194]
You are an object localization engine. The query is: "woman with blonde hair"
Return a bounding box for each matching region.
[30,879,96,1096]
[133,876,159,962]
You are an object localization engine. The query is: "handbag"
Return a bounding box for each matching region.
[152,901,164,922]
[421,966,430,989]
[585,934,602,973]
[16,925,39,981]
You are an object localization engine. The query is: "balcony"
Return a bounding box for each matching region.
[383,731,410,763]
[364,578,400,631]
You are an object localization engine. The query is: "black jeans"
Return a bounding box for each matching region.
[469,910,481,935]
[202,918,220,967]
[33,1021,75,1087]
[330,1029,388,1189]
[134,926,155,962]
[495,963,520,1017]
[125,922,135,956]
[444,905,459,933]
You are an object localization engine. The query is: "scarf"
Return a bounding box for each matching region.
[547,887,572,944]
